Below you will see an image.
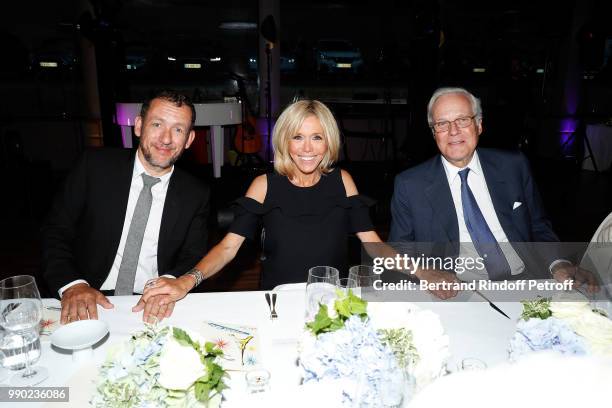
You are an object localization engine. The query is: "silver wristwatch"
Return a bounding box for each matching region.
[185,268,204,288]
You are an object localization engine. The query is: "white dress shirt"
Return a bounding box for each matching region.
[441,152,525,279]
[59,154,174,296]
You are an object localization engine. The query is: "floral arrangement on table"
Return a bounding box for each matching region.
[91,324,228,408]
[298,290,449,406]
[509,293,612,361]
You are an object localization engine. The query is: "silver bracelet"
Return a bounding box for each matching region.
[185,268,204,288]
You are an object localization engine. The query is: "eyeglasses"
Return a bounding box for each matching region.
[431,115,477,133]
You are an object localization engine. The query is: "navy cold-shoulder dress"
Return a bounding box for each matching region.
[228,169,375,289]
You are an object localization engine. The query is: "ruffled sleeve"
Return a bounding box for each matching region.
[227,197,266,240]
[347,194,376,233]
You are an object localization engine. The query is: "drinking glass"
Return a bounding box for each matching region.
[0,275,48,385]
[348,265,377,297]
[378,367,415,408]
[338,278,358,295]
[245,368,271,394]
[305,266,340,320]
[0,328,8,384]
[459,357,487,371]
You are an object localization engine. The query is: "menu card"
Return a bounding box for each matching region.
[200,321,261,371]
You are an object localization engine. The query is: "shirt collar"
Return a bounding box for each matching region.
[441,150,482,184]
[133,151,174,187]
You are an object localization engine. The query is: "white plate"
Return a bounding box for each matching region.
[50,320,109,350]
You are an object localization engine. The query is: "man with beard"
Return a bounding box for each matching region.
[42,90,209,323]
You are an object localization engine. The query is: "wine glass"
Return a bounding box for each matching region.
[0,275,48,385]
[305,266,340,320]
[0,328,9,384]
[338,278,358,294]
[348,265,377,297]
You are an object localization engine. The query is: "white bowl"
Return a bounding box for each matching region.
[50,320,109,350]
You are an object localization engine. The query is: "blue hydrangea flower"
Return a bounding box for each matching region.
[299,315,404,407]
[509,317,588,361]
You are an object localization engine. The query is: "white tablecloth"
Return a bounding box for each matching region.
[13,289,524,406]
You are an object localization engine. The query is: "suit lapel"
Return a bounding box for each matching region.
[105,151,136,270]
[158,171,182,269]
[479,149,519,241]
[424,157,459,241]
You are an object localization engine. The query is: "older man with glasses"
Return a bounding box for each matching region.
[389,87,599,299]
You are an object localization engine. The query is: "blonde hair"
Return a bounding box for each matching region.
[273,100,340,177]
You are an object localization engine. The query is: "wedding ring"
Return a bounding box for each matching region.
[145,279,158,289]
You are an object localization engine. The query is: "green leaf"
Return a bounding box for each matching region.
[347,290,368,313]
[305,304,333,335]
[204,342,221,355]
[328,317,345,331]
[305,290,370,336]
[520,297,552,320]
[172,327,195,347]
[195,381,212,403]
[335,297,351,318]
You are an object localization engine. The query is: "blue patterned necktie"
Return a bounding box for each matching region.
[458,168,511,280]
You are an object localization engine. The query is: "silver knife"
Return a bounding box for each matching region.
[264,293,273,319]
[473,289,511,319]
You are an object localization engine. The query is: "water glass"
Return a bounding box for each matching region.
[338,278,358,295]
[348,265,377,297]
[0,329,41,371]
[459,357,487,371]
[245,368,270,394]
[305,266,340,320]
[0,329,9,384]
[0,275,48,386]
[378,367,414,408]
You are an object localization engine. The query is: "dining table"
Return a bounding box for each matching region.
[6,286,528,407]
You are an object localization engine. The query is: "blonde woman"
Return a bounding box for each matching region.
[139,100,382,314]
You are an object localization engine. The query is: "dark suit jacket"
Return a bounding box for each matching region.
[389,148,559,278]
[42,148,209,296]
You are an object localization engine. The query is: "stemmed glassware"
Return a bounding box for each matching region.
[338,278,358,295]
[348,265,377,297]
[0,275,48,385]
[305,266,340,320]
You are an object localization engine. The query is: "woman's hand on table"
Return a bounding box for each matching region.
[132,276,194,322]
[132,294,176,323]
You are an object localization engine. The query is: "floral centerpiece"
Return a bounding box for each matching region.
[509,293,612,361]
[368,302,449,390]
[91,324,228,408]
[298,290,449,406]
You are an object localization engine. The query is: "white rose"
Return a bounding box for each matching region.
[368,302,420,330]
[566,310,612,358]
[550,301,591,320]
[158,335,207,390]
[368,304,449,390]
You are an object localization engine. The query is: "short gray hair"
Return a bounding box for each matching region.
[427,87,482,127]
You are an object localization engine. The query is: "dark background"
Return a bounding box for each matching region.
[0,0,611,296]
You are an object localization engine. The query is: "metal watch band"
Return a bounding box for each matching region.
[185,268,204,288]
